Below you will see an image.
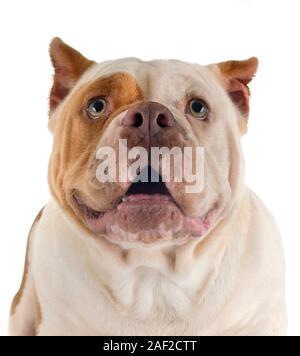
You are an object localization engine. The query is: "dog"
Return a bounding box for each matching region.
[9,38,287,336]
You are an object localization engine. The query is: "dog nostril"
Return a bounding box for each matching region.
[157,114,169,128]
[133,113,144,127]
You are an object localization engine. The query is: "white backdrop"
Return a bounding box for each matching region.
[0,0,299,336]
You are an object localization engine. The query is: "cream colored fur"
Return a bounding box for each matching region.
[10,58,287,336]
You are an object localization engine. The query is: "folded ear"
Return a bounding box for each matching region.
[216,57,258,118]
[49,38,95,112]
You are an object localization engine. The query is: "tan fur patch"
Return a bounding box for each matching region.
[49,37,95,111]
[48,72,144,233]
[217,57,258,83]
[215,57,258,132]
[10,208,44,316]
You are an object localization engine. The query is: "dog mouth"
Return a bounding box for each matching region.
[121,177,175,203]
[72,169,216,244]
[74,177,177,218]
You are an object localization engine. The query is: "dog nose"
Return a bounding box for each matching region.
[122,101,176,135]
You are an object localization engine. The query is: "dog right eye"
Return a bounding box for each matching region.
[189,99,209,120]
[87,98,107,119]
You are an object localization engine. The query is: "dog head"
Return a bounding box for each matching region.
[48,38,258,248]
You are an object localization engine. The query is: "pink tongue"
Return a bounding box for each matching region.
[122,194,172,202]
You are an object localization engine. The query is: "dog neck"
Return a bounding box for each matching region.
[42,187,250,322]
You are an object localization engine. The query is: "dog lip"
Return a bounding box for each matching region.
[121,181,186,214]
[72,183,183,221]
[122,193,173,203]
[72,191,105,219]
[73,189,218,240]
[117,194,176,211]
[73,189,176,218]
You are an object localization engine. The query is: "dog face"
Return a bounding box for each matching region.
[48,38,258,248]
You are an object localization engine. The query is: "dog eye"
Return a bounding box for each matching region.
[189,99,209,120]
[87,98,106,119]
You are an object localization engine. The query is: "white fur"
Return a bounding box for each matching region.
[22,190,286,336]
[10,58,287,336]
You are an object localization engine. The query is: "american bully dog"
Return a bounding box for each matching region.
[10,38,286,336]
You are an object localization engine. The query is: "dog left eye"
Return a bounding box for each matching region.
[87,98,107,119]
[189,99,209,120]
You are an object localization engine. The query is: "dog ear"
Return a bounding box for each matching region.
[216,57,258,118]
[49,38,95,112]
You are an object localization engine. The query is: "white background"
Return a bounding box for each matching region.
[0,0,299,336]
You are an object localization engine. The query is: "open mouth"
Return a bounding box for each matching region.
[121,176,174,203]
[75,179,177,219]
[72,167,216,243]
[74,167,178,218]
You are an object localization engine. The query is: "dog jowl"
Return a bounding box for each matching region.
[10,38,286,336]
